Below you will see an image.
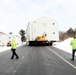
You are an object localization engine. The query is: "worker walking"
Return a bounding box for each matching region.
[70,36,76,60]
[11,39,19,59]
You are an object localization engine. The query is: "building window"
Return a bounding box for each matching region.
[53,23,55,25]
[43,34,47,36]
[53,32,55,34]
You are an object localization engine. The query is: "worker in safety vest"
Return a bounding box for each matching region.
[11,39,19,59]
[70,36,76,60]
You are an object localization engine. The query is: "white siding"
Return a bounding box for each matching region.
[0,34,8,45]
[26,16,59,42]
[0,33,21,46]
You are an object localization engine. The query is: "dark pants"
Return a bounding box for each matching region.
[72,49,76,60]
[11,49,19,59]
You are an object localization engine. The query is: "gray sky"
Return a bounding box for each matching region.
[0,0,76,35]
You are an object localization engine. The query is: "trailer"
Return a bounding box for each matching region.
[26,16,59,46]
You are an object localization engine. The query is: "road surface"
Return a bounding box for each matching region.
[0,45,76,75]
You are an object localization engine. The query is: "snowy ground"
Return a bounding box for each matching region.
[53,38,73,54]
[0,43,25,53]
[0,38,74,55]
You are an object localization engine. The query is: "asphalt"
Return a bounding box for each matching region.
[0,45,76,75]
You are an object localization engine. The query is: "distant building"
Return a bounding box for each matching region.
[7,34,22,45]
[0,31,21,46]
[0,32,8,46]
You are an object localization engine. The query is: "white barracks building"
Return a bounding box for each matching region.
[26,16,59,45]
[0,32,21,46]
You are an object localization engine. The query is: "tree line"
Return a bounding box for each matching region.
[59,27,76,41]
[59,27,76,37]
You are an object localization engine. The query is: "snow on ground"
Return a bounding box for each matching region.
[53,38,73,54]
[0,46,11,52]
[0,42,26,53]
[0,38,74,55]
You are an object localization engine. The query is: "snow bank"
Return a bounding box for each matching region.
[53,38,73,54]
[0,42,26,53]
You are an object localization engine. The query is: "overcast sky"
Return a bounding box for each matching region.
[0,0,76,35]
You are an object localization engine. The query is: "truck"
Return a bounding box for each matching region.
[26,16,59,46]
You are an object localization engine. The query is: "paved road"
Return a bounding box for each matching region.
[0,45,76,75]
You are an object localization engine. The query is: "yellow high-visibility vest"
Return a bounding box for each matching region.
[11,39,16,49]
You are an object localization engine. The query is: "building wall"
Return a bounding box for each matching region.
[14,35,22,45]
[7,34,21,45]
[0,33,8,46]
[0,32,21,46]
[26,16,59,42]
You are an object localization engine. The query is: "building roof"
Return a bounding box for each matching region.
[29,16,57,23]
[0,32,7,35]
